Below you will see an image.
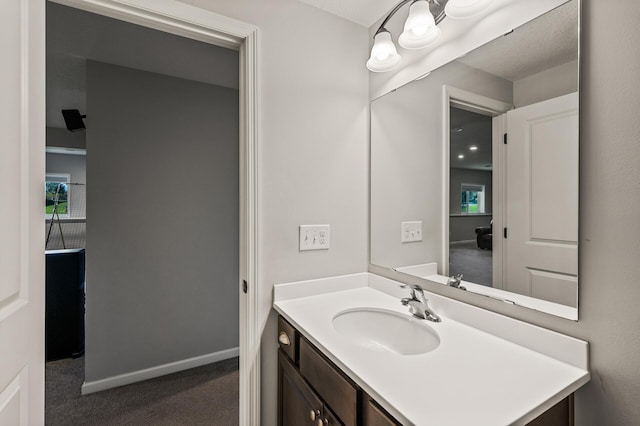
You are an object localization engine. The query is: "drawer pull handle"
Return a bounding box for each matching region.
[278,331,291,346]
[310,409,320,421]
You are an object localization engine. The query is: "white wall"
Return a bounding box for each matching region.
[371,60,510,270]
[85,61,239,384]
[370,1,640,424]
[175,1,371,422]
[514,59,579,107]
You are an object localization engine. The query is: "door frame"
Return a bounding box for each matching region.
[48,0,261,423]
[441,85,511,288]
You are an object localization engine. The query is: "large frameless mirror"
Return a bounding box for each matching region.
[370,0,580,320]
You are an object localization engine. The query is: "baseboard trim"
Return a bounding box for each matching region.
[81,347,239,395]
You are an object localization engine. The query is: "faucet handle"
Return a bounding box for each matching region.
[400,283,423,298]
[400,284,423,291]
[447,274,466,290]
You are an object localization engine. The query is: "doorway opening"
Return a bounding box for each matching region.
[448,106,494,287]
[45,2,248,423]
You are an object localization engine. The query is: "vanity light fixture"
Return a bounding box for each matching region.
[367,0,494,72]
[445,0,495,19]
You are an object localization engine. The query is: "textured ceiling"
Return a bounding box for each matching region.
[457,1,578,81]
[297,0,399,27]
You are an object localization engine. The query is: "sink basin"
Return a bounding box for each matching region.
[332,308,440,355]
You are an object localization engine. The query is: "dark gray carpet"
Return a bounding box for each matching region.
[46,356,239,426]
[449,240,492,287]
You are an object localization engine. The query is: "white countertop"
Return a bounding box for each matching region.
[273,273,589,426]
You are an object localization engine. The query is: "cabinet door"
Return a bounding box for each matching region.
[279,349,323,426]
[362,395,401,426]
[299,337,358,426]
[320,404,344,426]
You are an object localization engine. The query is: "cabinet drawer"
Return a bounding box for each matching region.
[299,337,358,426]
[278,316,298,363]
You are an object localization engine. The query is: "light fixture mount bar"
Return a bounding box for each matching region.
[374,0,448,36]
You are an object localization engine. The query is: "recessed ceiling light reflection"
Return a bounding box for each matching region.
[469,146,478,151]
[458,154,464,159]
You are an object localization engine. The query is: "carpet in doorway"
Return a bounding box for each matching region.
[449,240,493,287]
[46,356,239,426]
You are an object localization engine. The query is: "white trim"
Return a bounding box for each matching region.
[491,114,507,290]
[81,347,240,395]
[50,0,253,49]
[442,85,512,278]
[47,1,261,422]
[239,28,261,426]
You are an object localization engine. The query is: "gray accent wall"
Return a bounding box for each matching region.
[46,127,86,149]
[84,61,239,383]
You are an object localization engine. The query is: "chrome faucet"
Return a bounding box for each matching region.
[447,273,466,290]
[400,284,441,322]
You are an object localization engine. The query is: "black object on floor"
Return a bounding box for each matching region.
[46,249,85,361]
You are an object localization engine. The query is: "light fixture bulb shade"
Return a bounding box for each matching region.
[398,1,440,50]
[366,31,402,72]
[399,25,441,50]
[405,1,436,34]
[444,0,494,19]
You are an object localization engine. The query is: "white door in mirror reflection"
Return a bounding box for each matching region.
[504,92,578,307]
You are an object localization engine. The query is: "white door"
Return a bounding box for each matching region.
[0,0,46,424]
[504,92,579,306]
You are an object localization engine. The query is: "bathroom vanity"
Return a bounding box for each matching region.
[274,273,589,426]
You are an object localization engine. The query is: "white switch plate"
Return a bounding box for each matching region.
[299,225,330,251]
[401,221,422,243]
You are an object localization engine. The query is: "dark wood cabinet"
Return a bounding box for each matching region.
[527,394,574,426]
[278,350,344,426]
[299,337,358,426]
[277,315,574,426]
[278,349,322,426]
[362,395,401,426]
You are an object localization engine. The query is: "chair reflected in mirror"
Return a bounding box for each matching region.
[475,220,492,250]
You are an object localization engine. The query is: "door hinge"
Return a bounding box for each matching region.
[503,228,508,239]
[242,280,248,294]
[503,133,508,144]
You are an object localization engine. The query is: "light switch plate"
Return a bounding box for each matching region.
[299,225,330,251]
[401,221,422,243]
